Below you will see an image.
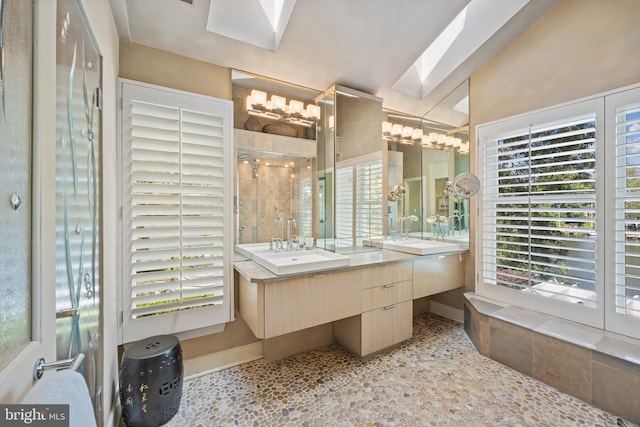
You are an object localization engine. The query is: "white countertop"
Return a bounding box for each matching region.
[234,247,467,283]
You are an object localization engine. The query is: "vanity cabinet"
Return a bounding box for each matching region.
[239,253,465,358]
[334,262,413,356]
[239,268,362,339]
[412,253,464,299]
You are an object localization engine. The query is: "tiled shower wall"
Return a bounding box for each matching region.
[237,160,311,244]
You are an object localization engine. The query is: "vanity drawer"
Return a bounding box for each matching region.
[361,280,412,312]
[361,300,413,356]
[264,269,361,338]
[360,261,412,290]
[412,254,464,298]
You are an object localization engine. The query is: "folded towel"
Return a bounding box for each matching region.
[22,369,96,427]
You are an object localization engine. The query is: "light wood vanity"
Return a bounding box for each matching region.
[237,250,466,358]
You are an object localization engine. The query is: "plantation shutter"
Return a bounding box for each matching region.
[119,80,233,344]
[482,114,597,306]
[355,160,383,238]
[335,166,354,245]
[299,177,313,237]
[613,97,640,318]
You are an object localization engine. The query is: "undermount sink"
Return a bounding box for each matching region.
[235,243,351,275]
[382,239,461,255]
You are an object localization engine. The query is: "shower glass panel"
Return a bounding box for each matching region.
[237,150,315,244]
[0,0,33,372]
[55,0,102,419]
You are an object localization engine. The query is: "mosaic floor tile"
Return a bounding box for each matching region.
[149,314,634,426]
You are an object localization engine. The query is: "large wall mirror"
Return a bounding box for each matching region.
[383,111,470,247]
[232,71,320,246]
[232,73,471,254]
[316,85,384,252]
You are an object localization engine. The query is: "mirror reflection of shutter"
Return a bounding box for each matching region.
[356,160,383,238]
[335,166,353,244]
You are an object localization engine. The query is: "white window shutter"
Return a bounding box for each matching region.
[118,80,233,344]
[607,86,640,339]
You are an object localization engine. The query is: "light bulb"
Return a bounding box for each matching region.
[271,95,286,112]
[382,121,393,134]
[289,100,304,116]
[250,89,267,107]
[306,104,320,120]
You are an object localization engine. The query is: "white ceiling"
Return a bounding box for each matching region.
[109,0,557,127]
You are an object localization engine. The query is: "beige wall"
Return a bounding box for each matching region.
[118,40,260,362]
[337,93,384,161]
[119,41,232,100]
[436,0,640,311]
[470,0,640,128]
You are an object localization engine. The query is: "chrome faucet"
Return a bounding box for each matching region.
[449,209,462,236]
[406,215,419,239]
[397,216,408,240]
[382,215,390,239]
[238,225,245,242]
[274,217,284,251]
[287,218,297,251]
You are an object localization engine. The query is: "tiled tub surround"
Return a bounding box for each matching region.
[165,314,617,427]
[464,292,640,425]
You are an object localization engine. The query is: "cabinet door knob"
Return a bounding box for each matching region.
[384,304,396,310]
[383,283,395,288]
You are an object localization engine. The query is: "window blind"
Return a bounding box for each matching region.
[129,103,225,317]
[335,166,353,242]
[299,177,313,237]
[614,100,640,318]
[482,115,597,306]
[119,80,233,344]
[355,160,383,238]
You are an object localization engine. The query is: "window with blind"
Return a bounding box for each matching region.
[482,114,597,306]
[611,88,640,328]
[355,161,383,238]
[335,166,354,246]
[118,80,233,344]
[480,87,640,339]
[335,153,383,247]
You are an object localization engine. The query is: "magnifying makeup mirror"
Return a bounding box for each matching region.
[450,173,480,197]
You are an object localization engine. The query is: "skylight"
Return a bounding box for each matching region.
[392,0,530,100]
[206,0,296,51]
[259,0,286,31]
[414,6,468,82]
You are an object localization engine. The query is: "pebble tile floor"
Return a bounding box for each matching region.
[163,314,634,427]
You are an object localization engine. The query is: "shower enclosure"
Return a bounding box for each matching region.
[236,150,315,244]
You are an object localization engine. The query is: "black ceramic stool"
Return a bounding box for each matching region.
[120,335,183,427]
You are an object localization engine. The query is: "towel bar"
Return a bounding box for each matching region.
[33,353,85,380]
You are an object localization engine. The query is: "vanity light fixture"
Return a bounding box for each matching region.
[382,120,468,152]
[422,132,469,153]
[382,121,425,145]
[246,89,320,127]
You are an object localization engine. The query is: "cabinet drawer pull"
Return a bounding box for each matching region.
[383,283,395,288]
[384,304,396,310]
